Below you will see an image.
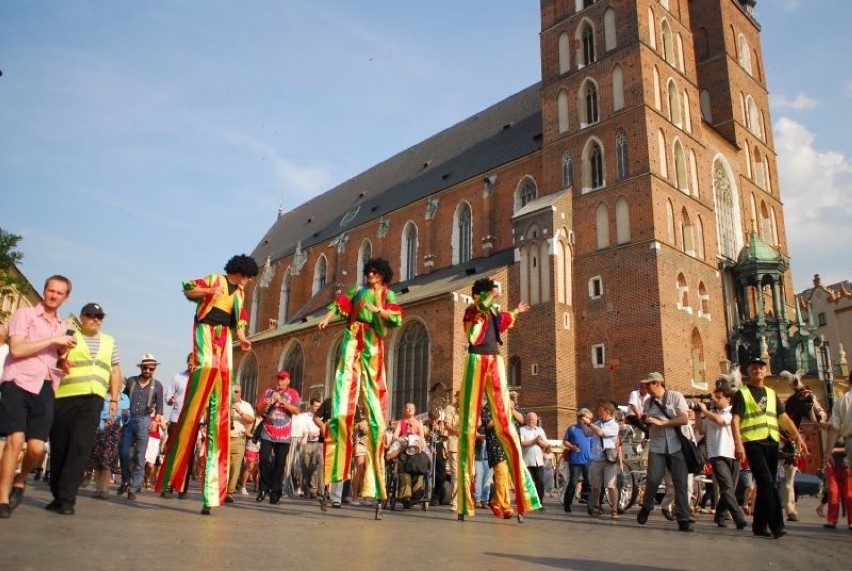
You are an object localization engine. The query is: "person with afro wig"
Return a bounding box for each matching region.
[318,257,402,518]
[157,254,258,515]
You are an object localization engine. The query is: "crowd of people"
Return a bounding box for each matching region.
[1,264,851,540]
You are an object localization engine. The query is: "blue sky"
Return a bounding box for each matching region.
[2,1,850,379]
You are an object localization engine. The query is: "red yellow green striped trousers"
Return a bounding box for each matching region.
[323,322,388,500]
[156,323,231,508]
[456,352,541,517]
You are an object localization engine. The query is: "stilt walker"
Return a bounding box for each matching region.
[317,257,402,520]
[156,254,259,515]
[456,277,540,522]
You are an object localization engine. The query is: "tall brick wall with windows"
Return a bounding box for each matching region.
[236,0,797,440]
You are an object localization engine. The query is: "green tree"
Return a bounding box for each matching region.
[0,227,31,321]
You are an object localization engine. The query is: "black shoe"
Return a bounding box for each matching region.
[637,507,650,525]
[178,491,188,500]
[735,520,748,530]
[0,504,10,519]
[116,483,128,496]
[160,490,173,499]
[269,493,280,505]
[678,521,694,532]
[661,508,675,521]
[256,491,266,502]
[753,529,773,537]
[41,471,50,482]
[823,523,837,529]
[224,495,234,504]
[402,498,411,509]
[57,503,75,516]
[45,499,62,512]
[201,506,211,515]
[772,529,787,539]
[564,505,572,513]
[714,517,728,528]
[8,487,24,510]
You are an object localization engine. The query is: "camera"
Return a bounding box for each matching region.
[684,393,712,412]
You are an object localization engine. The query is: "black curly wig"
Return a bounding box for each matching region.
[363,257,393,284]
[471,277,497,297]
[224,254,260,277]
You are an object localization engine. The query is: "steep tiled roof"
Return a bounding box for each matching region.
[251,83,543,263]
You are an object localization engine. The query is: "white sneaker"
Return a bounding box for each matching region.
[240,487,248,496]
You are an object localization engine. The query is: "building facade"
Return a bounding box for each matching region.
[236,0,805,436]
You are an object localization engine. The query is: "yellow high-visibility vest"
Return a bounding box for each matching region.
[739,385,780,443]
[55,332,114,399]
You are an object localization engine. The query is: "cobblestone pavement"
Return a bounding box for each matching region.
[2,479,849,571]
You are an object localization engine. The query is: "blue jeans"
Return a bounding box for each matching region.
[474,459,492,503]
[564,462,591,512]
[120,416,151,492]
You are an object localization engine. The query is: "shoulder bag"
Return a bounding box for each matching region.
[652,398,705,475]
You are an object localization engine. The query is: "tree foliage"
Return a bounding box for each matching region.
[0,227,31,320]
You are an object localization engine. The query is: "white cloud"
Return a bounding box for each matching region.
[771,93,817,110]
[774,117,852,291]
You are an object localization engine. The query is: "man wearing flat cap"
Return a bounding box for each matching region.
[47,302,122,515]
[119,352,164,500]
[731,356,806,539]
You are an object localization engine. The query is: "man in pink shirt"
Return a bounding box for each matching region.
[0,275,76,519]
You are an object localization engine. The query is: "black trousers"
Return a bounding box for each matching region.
[528,465,545,502]
[564,462,591,512]
[744,441,784,534]
[49,395,104,504]
[259,440,290,495]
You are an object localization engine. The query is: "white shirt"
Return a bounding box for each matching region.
[165,370,190,423]
[589,418,619,462]
[230,399,255,438]
[702,406,735,459]
[627,389,650,418]
[305,412,321,442]
[0,343,8,381]
[830,391,852,438]
[519,425,547,467]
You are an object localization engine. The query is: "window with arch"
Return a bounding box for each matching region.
[683,90,692,132]
[249,284,261,334]
[277,267,291,325]
[556,234,573,305]
[596,203,610,249]
[238,352,259,404]
[681,208,695,256]
[612,64,624,111]
[668,79,682,127]
[698,282,709,317]
[579,79,599,127]
[673,139,688,192]
[695,215,705,259]
[691,329,705,387]
[604,8,617,51]
[759,201,775,245]
[616,197,630,244]
[616,128,629,179]
[666,199,675,245]
[661,19,676,67]
[677,273,690,310]
[517,176,538,209]
[648,7,657,49]
[562,152,574,188]
[713,158,740,259]
[392,321,430,415]
[558,32,571,74]
[558,89,570,133]
[312,255,327,295]
[753,147,767,191]
[582,138,605,191]
[401,222,418,281]
[700,89,712,123]
[676,33,685,72]
[281,342,305,394]
[357,239,372,284]
[657,129,668,178]
[577,20,596,67]
[689,149,699,197]
[520,224,549,305]
[327,336,344,393]
[738,34,752,75]
[508,356,522,389]
[653,67,661,110]
[745,96,762,138]
[452,201,473,265]
[770,207,779,246]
